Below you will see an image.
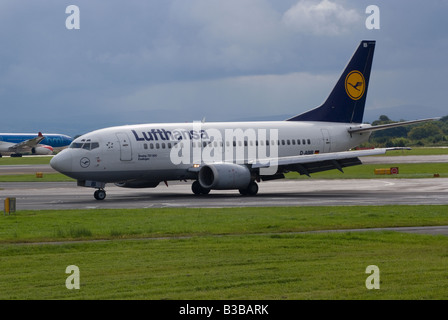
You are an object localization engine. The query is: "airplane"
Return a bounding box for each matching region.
[50,40,438,200]
[0,132,73,157]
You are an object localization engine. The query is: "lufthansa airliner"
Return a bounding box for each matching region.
[50,41,437,200]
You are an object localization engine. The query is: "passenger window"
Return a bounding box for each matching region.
[307,139,311,144]
[302,139,306,145]
[156,143,160,149]
[297,139,301,145]
[287,140,290,145]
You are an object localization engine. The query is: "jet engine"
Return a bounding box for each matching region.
[198,163,251,190]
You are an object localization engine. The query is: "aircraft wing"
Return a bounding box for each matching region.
[252,148,408,177]
[8,132,45,153]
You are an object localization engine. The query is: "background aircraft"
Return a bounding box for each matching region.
[0,132,73,157]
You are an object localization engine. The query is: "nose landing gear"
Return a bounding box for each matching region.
[94,189,106,200]
[76,180,107,200]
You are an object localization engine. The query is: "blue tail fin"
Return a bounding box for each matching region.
[287,40,375,124]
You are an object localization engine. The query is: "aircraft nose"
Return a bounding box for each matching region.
[50,150,73,173]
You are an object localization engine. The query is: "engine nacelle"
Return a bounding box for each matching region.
[198,163,251,190]
[115,180,160,188]
[32,145,53,155]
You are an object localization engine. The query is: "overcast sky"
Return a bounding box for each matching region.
[1,0,447,136]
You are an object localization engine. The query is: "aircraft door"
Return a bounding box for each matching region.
[321,129,331,153]
[116,132,133,161]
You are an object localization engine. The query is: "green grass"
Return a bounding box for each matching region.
[1,206,447,243]
[0,206,447,299]
[1,232,447,300]
[0,173,74,182]
[0,156,53,165]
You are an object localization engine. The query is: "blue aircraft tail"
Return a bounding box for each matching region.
[287,40,375,124]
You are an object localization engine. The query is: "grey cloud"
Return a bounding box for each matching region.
[0,0,447,136]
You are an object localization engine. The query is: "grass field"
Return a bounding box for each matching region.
[1,206,447,299]
[0,156,53,165]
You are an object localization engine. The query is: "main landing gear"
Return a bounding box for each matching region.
[238,181,258,196]
[191,181,259,196]
[94,189,106,200]
[191,181,210,195]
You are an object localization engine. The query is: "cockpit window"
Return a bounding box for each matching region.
[70,142,84,149]
[69,139,99,151]
[82,143,91,150]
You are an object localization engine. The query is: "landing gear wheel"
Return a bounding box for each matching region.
[191,181,210,195]
[94,189,106,200]
[240,181,258,196]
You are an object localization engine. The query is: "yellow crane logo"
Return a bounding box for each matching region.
[345,70,365,100]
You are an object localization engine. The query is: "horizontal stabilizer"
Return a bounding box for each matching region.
[348,118,440,134]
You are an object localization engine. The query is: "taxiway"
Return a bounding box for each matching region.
[1,178,447,210]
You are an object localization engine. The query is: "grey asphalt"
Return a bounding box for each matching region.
[1,178,448,209]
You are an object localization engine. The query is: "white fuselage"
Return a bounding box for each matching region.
[50,121,370,184]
